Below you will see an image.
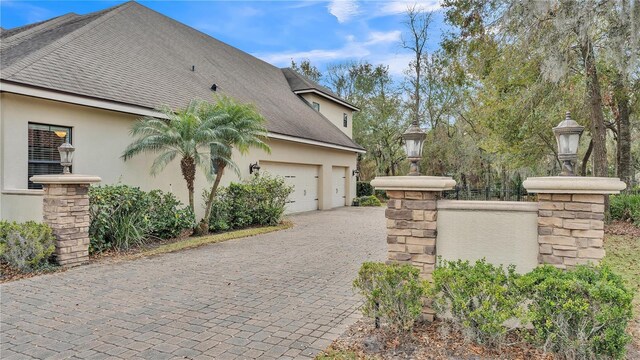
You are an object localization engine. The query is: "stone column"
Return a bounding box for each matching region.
[31,175,101,267]
[523,177,625,269]
[371,176,456,320]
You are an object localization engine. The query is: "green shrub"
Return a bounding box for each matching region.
[353,262,427,332]
[375,189,389,201]
[609,193,640,226]
[0,221,56,272]
[519,265,634,360]
[147,190,196,239]
[355,195,382,207]
[89,185,194,252]
[429,259,524,347]
[356,181,374,197]
[206,174,293,232]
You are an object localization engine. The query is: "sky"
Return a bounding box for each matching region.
[0,0,447,77]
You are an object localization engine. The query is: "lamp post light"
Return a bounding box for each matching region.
[402,120,426,176]
[55,131,74,174]
[553,111,584,176]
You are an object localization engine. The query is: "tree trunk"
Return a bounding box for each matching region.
[196,162,226,235]
[581,39,608,177]
[613,75,632,189]
[180,156,196,213]
[581,139,593,176]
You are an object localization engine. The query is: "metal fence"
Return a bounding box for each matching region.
[442,187,535,202]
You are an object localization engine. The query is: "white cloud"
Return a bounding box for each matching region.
[328,0,360,23]
[254,30,410,76]
[377,0,442,16]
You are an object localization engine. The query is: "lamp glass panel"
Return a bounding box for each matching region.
[404,138,424,158]
[568,133,580,154]
[558,133,571,154]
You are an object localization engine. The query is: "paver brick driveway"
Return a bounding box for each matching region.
[1,207,386,359]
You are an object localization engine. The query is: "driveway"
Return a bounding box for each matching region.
[1,207,386,359]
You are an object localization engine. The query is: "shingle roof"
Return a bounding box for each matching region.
[1,1,363,151]
[282,68,359,110]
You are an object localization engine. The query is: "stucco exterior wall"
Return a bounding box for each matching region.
[0,93,357,221]
[437,200,540,273]
[300,93,353,138]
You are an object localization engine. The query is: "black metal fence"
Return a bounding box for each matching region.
[442,186,535,202]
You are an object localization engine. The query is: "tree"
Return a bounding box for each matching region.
[197,95,270,234]
[122,100,226,213]
[401,5,433,127]
[290,59,322,83]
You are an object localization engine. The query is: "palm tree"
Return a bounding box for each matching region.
[196,95,270,234]
[122,100,230,213]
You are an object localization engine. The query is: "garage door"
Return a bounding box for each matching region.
[332,167,346,208]
[261,162,319,214]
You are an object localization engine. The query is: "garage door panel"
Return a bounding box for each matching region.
[261,162,319,214]
[332,167,346,208]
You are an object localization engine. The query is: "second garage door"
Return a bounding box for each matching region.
[261,162,319,214]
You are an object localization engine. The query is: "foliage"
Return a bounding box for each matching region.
[89,185,194,253]
[352,195,382,207]
[290,59,322,82]
[429,258,524,347]
[353,262,428,332]
[602,234,640,309]
[206,174,293,232]
[356,181,374,197]
[122,99,230,212]
[609,193,640,226]
[0,221,56,272]
[147,190,196,238]
[519,265,634,360]
[197,95,270,234]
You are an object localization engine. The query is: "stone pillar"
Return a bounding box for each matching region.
[523,177,626,269]
[371,176,456,320]
[31,175,101,267]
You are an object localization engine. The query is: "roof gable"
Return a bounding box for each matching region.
[0,1,363,151]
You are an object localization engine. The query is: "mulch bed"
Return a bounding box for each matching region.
[326,319,555,360]
[605,220,640,238]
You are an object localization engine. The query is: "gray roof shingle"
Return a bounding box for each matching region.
[1,1,363,151]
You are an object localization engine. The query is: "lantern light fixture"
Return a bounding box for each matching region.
[402,120,426,176]
[553,111,584,176]
[352,169,360,177]
[58,142,75,174]
[249,162,260,175]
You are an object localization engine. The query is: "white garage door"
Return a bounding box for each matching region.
[261,162,319,214]
[332,167,346,208]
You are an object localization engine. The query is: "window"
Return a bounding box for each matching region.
[28,123,71,189]
[312,102,320,111]
[343,113,348,127]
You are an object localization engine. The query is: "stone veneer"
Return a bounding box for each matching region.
[537,193,606,268]
[31,174,101,267]
[42,184,91,266]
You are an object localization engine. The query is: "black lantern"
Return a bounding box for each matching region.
[249,162,260,175]
[553,111,584,176]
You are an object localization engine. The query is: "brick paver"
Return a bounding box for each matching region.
[1,207,386,359]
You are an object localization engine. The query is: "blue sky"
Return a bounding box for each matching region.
[1,1,446,76]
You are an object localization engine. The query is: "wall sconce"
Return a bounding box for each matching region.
[249,162,260,175]
[352,169,360,177]
[553,111,584,176]
[55,131,74,174]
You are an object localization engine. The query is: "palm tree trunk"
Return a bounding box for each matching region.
[196,163,226,235]
[180,156,196,212]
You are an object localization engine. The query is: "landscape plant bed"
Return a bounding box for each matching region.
[1,221,292,283]
[320,319,554,360]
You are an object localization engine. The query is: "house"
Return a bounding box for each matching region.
[0,1,364,222]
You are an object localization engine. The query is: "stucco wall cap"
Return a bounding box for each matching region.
[371,176,456,191]
[438,200,538,212]
[30,174,102,185]
[523,176,626,194]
